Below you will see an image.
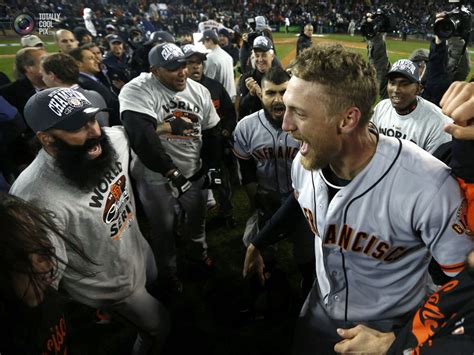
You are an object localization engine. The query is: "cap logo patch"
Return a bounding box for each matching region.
[254,37,269,47]
[161,44,183,61]
[391,59,416,75]
[47,89,90,117]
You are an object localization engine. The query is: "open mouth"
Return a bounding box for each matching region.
[87,143,102,159]
[300,141,309,156]
[272,104,286,115]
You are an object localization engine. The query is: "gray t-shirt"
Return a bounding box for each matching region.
[371,96,452,154]
[119,73,220,184]
[10,127,152,308]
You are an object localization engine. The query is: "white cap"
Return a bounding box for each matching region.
[21,34,44,48]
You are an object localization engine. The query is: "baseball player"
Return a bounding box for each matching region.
[119,43,221,292]
[233,66,314,295]
[10,88,169,355]
[243,45,473,354]
[371,59,452,155]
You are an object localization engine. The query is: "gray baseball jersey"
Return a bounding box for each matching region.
[119,73,220,183]
[371,96,452,154]
[232,109,299,195]
[292,134,473,323]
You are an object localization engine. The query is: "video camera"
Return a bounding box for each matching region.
[434,3,472,39]
[360,12,397,39]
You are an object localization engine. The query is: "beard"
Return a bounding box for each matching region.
[51,130,117,191]
[263,105,284,130]
[298,138,332,171]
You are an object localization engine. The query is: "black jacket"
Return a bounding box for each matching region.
[77,73,120,126]
[296,33,312,56]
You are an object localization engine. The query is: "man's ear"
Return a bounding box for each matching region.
[36,131,54,147]
[339,107,361,134]
[416,82,423,95]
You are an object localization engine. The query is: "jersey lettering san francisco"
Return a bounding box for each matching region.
[291,134,473,322]
[232,109,299,195]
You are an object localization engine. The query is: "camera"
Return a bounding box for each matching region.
[360,13,396,38]
[246,31,264,44]
[434,6,472,39]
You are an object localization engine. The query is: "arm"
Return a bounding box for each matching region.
[440,81,474,232]
[367,33,390,100]
[422,37,451,107]
[243,194,307,283]
[334,325,395,354]
[201,123,222,170]
[218,86,237,137]
[238,76,262,120]
[121,110,176,176]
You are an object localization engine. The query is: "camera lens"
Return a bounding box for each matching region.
[434,18,455,39]
[13,13,35,35]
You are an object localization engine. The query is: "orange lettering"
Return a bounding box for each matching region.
[338,224,353,250]
[351,232,367,252]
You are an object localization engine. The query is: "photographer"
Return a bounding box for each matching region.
[366,9,471,106]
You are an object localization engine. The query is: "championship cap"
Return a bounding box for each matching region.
[146,31,176,45]
[149,43,187,70]
[182,44,207,61]
[253,35,273,52]
[107,34,123,44]
[387,59,420,83]
[199,29,218,43]
[24,88,104,133]
[21,34,44,48]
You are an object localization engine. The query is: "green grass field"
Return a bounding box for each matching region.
[1,33,472,80]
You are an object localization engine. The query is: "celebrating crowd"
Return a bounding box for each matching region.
[0,2,473,354]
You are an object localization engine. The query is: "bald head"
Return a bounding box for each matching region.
[55,29,78,53]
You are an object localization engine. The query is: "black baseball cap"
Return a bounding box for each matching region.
[24,88,104,133]
[218,28,231,39]
[107,34,123,44]
[253,35,273,52]
[199,30,218,43]
[146,31,176,45]
[149,43,187,70]
[388,59,420,83]
[182,44,207,61]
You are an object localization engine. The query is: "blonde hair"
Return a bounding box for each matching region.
[291,44,377,125]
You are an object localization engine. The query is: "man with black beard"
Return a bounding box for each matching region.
[232,67,314,302]
[10,88,170,355]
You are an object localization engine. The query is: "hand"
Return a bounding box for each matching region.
[243,243,266,285]
[169,116,194,135]
[112,79,126,90]
[202,168,222,189]
[167,169,191,198]
[245,77,262,98]
[440,81,474,140]
[334,325,395,354]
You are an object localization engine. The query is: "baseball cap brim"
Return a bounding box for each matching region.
[387,70,419,83]
[162,59,187,71]
[52,107,105,131]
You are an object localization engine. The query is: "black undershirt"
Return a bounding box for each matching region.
[321,165,351,202]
